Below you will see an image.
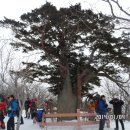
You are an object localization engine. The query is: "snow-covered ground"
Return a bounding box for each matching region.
[4,117,130,130]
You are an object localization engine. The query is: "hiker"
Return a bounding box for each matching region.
[7,95,17,130]
[87,100,95,121]
[0,112,5,129]
[87,100,95,113]
[24,97,30,118]
[109,98,125,130]
[0,97,7,129]
[96,95,108,130]
[30,98,37,123]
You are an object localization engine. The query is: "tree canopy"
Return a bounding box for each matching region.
[1,3,130,111]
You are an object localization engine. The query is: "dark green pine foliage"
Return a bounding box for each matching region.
[1,3,130,97]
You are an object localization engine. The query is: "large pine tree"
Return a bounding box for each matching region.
[1,3,130,113]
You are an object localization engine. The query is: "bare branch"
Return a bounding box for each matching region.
[103,0,130,22]
[115,27,130,30]
[98,72,129,96]
[112,0,130,16]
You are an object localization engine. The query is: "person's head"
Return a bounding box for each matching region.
[9,95,15,101]
[101,95,106,101]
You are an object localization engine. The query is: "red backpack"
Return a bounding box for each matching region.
[95,99,100,113]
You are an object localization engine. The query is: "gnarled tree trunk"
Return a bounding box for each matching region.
[57,69,77,115]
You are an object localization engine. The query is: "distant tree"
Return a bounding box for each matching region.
[1,3,130,113]
[103,0,130,37]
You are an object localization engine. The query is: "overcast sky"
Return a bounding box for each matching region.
[0,0,112,20]
[0,0,129,21]
[0,0,130,19]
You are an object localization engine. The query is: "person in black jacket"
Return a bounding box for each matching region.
[109,98,125,130]
[24,98,30,118]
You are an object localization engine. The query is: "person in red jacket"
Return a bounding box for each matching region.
[0,100,7,129]
[30,98,37,123]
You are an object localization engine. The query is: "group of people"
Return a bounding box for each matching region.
[24,98,37,121]
[0,95,18,130]
[0,95,24,130]
[93,95,125,130]
[24,97,46,123]
[0,94,46,130]
[0,93,126,130]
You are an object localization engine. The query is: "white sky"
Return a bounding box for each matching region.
[0,0,129,20]
[0,0,111,20]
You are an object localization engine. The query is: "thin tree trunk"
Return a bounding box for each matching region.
[16,96,25,130]
[16,110,22,130]
[127,100,130,121]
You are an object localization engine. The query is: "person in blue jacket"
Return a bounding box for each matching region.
[97,95,108,130]
[7,95,17,130]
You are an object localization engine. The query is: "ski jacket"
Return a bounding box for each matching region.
[24,99,30,110]
[0,102,7,111]
[7,99,17,118]
[97,99,107,115]
[109,98,124,115]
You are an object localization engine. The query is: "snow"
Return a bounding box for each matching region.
[3,111,130,130]
[4,117,130,130]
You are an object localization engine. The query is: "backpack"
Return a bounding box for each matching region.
[37,110,43,122]
[95,99,100,113]
[0,95,7,116]
[0,102,7,111]
[95,95,101,113]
